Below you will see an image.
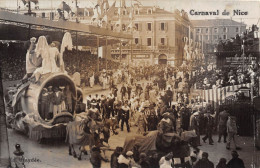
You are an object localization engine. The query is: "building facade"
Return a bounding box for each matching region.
[191,19,247,53]
[109,6,194,66]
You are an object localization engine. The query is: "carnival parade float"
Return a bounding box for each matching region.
[5,32,84,142]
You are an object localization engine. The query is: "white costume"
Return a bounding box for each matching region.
[49,46,60,72]
[90,73,95,88]
[60,32,73,72]
[34,36,61,75]
[34,36,52,74]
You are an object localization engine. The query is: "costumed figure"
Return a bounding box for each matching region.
[64,85,77,113]
[13,144,25,168]
[39,88,49,120]
[51,87,64,116]
[60,32,73,72]
[24,37,41,80]
[90,72,95,88]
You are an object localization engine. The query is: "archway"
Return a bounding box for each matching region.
[158,54,167,65]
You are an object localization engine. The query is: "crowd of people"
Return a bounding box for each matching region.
[82,61,248,167]
[0,42,27,81]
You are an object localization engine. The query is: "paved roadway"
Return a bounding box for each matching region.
[6,83,260,168]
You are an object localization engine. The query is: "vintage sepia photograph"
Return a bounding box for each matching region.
[0,0,259,167]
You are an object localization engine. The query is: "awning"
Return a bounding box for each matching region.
[0,10,132,46]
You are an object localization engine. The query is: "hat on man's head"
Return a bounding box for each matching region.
[91,99,97,105]
[13,144,24,156]
[53,87,59,92]
[42,88,48,93]
[139,153,147,159]
[231,150,239,157]
[162,112,170,118]
[126,151,133,156]
[193,112,199,116]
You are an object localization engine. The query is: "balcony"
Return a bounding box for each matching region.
[111,44,175,54]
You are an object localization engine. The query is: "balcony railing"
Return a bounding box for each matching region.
[111,44,175,54]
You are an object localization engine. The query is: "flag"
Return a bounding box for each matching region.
[133,0,142,6]
[58,1,71,13]
[129,7,133,19]
[22,0,39,5]
[105,0,116,18]
[122,0,126,9]
[127,22,133,31]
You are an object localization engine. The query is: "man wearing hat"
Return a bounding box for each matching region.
[159,152,173,167]
[88,99,101,121]
[51,86,64,116]
[218,108,229,143]
[120,101,130,132]
[118,151,138,168]
[13,144,25,168]
[227,150,245,168]
[226,116,240,150]
[202,111,214,145]
[190,110,201,146]
[194,152,214,168]
[158,112,174,134]
[47,86,54,118]
[90,146,108,168]
[39,88,49,120]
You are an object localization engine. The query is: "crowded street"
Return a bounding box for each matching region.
[0,0,260,168]
[5,83,259,168]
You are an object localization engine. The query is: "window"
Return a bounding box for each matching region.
[223,27,227,33]
[135,23,139,31]
[147,9,152,14]
[135,38,139,44]
[111,25,114,30]
[214,27,218,33]
[214,35,218,40]
[135,10,139,15]
[147,23,152,31]
[161,23,165,31]
[196,28,201,33]
[161,38,165,45]
[123,10,127,15]
[205,28,208,33]
[223,35,227,39]
[147,38,152,46]
[236,27,239,33]
[122,24,126,31]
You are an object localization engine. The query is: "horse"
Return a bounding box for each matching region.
[66,118,110,160]
[122,130,195,163]
[103,116,118,135]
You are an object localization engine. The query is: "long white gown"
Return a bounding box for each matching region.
[48,46,60,73]
[34,36,60,74]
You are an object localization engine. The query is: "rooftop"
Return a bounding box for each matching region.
[191,19,246,27]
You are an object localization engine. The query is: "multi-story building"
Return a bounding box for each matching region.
[191,19,246,53]
[1,1,194,66]
[108,6,194,66]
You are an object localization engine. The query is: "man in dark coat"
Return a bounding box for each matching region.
[120,84,127,101]
[110,147,123,168]
[218,109,230,143]
[165,87,173,108]
[121,101,130,132]
[202,112,214,145]
[90,147,108,168]
[194,152,214,168]
[227,150,245,168]
[127,84,132,100]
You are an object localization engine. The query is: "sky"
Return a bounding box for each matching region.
[0,0,259,27]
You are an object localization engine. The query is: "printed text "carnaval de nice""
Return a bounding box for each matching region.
[189,9,248,16]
